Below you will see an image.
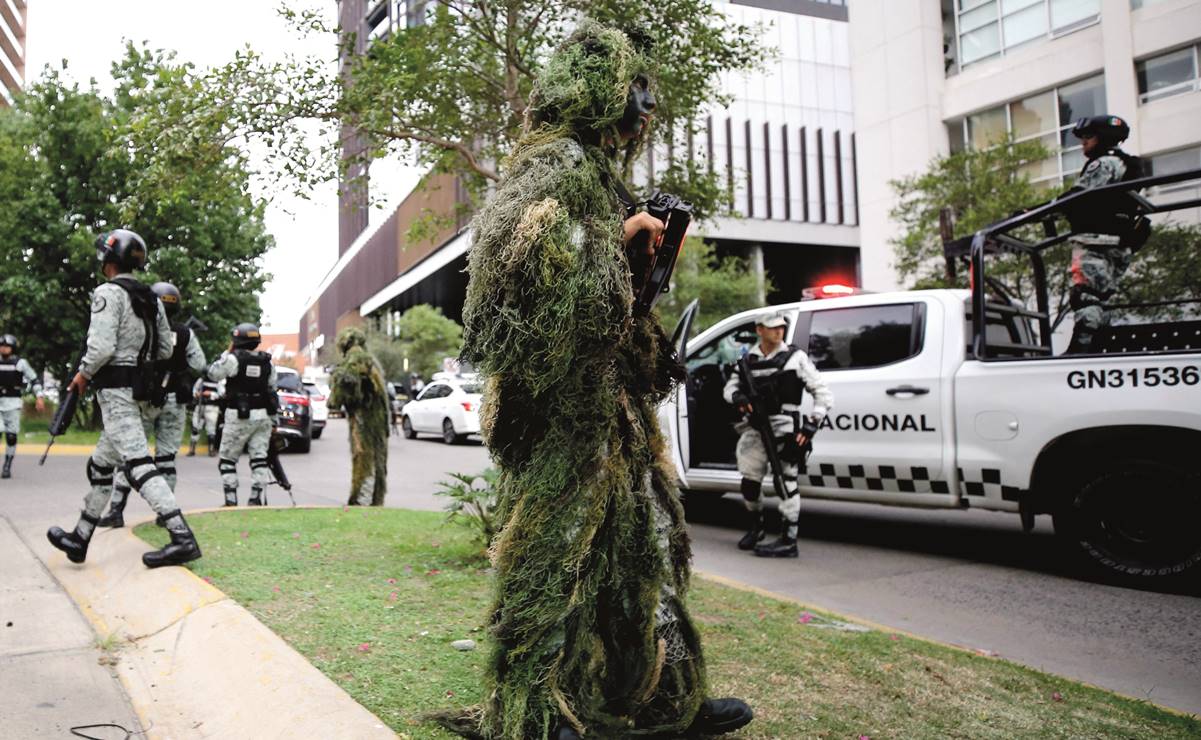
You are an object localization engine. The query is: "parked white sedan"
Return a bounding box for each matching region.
[400,377,483,444]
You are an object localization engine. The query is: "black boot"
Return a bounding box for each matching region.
[142,510,202,568]
[223,486,238,507]
[207,445,216,458]
[47,513,99,564]
[754,533,798,558]
[97,486,131,528]
[2,454,12,479]
[686,698,753,736]
[247,485,265,506]
[186,439,196,457]
[737,511,766,551]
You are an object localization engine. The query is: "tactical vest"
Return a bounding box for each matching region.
[748,348,803,415]
[92,277,160,401]
[1068,148,1148,240]
[226,350,275,417]
[154,326,194,404]
[0,356,24,398]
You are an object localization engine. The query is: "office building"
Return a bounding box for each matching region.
[0,0,26,106]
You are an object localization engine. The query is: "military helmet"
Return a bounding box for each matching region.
[1071,115,1130,147]
[231,322,262,350]
[0,334,16,349]
[95,229,148,272]
[151,282,182,317]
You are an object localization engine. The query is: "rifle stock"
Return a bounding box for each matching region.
[267,429,296,505]
[736,355,789,496]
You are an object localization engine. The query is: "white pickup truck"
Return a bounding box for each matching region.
[660,169,1201,582]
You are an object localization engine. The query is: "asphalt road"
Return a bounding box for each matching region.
[4,418,1198,715]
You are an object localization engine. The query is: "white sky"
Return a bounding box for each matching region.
[25,1,421,333]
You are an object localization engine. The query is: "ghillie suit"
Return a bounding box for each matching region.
[329,327,389,506]
[456,22,706,739]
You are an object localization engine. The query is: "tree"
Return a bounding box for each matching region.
[0,47,274,381]
[387,304,465,380]
[155,0,767,222]
[656,237,771,335]
[890,139,1201,328]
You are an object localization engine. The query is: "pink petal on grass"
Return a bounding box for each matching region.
[403,565,413,574]
[1052,692,1063,702]
[388,591,399,602]
[240,531,249,539]
[890,634,900,641]
[387,578,397,585]
[272,585,281,593]
[427,569,441,576]
[859,736,871,740]
[292,532,300,539]
[431,541,441,548]
[202,576,213,584]
[798,612,814,624]
[311,543,322,550]
[343,506,350,512]
[357,642,371,653]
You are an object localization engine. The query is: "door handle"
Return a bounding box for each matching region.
[886,385,930,396]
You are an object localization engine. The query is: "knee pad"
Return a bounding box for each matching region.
[740,478,762,502]
[86,458,115,487]
[4,432,16,446]
[218,457,238,476]
[123,456,162,491]
[249,456,269,472]
[154,453,177,474]
[779,492,802,522]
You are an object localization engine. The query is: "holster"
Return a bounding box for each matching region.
[236,398,251,420]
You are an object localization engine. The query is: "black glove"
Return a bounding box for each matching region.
[731,391,750,408]
[799,416,819,439]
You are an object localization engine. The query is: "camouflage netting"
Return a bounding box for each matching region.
[328,327,389,506]
[451,21,706,739]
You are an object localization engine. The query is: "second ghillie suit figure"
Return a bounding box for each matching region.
[46,230,202,568]
[328,327,389,506]
[456,21,751,740]
[0,334,45,479]
[207,323,277,506]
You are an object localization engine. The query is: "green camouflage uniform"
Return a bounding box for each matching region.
[1069,153,1131,352]
[328,327,389,506]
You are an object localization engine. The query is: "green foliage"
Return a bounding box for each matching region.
[434,469,500,549]
[889,137,1054,292]
[1117,220,1201,322]
[175,0,766,222]
[389,305,464,380]
[0,46,272,379]
[657,237,769,335]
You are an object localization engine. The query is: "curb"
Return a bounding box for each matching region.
[694,571,1198,720]
[40,515,396,739]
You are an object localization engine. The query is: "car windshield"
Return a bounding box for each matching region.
[276,374,303,392]
[460,381,483,394]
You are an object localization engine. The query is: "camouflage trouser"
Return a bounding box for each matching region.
[218,413,272,503]
[192,403,219,438]
[110,398,188,509]
[736,429,801,521]
[0,408,19,463]
[83,389,181,523]
[1069,236,1132,353]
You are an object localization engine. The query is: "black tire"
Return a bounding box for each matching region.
[311,427,324,440]
[291,436,312,454]
[442,418,465,445]
[1053,456,1201,581]
[402,416,417,439]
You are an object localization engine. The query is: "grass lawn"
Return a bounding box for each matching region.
[19,416,103,447]
[136,509,1200,739]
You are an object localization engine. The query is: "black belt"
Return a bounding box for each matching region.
[92,365,140,389]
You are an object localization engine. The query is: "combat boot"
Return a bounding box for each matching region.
[685,697,754,736]
[47,513,100,564]
[207,445,216,458]
[737,511,766,550]
[186,439,197,457]
[2,455,12,479]
[754,533,798,558]
[247,485,265,506]
[97,486,131,528]
[142,510,202,568]
[223,486,238,507]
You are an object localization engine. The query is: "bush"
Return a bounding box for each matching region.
[434,468,499,548]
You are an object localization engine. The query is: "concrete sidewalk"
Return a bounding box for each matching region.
[0,515,139,737]
[38,515,395,739]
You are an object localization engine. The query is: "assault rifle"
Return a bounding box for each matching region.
[182,315,209,334]
[39,385,80,465]
[735,354,789,497]
[267,428,296,506]
[626,192,693,316]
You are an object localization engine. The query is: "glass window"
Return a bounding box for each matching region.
[807,305,920,371]
[1147,147,1201,177]
[961,23,1002,64]
[1010,91,1056,137]
[961,2,999,32]
[948,121,967,154]
[276,374,303,391]
[1057,74,1106,127]
[1050,0,1099,31]
[1137,47,1199,103]
[1003,4,1048,47]
[968,106,1008,147]
[686,321,757,374]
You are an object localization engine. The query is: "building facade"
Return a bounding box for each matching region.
[850,0,1201,291]
[0,0,26,106]
[302,0,862,365]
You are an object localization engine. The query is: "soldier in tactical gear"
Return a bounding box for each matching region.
[188,373,222,456]
[0,334,45,479]
[206,322,277,507]
[723,311,833,558]
[1062,114,1146,354]
[46,229,202,569]
[97,282,206,528]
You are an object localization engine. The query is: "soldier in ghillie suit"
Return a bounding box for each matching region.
[450,21,751,740]
[328,327,389,506]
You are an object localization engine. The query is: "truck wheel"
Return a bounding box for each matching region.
[291,436,312,454]
[311,427,323,440]
[1054,458,1201,581]
[402,416,417,439]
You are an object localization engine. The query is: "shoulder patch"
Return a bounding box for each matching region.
[91,295,107,313]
